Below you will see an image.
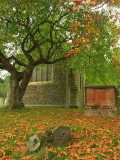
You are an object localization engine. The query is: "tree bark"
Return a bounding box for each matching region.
[7,67,34,110]
[7,72,23,110]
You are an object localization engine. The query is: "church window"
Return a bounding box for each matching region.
[31,64,53,82]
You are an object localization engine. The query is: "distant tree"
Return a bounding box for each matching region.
[0,75,10,98]
[0,0,119,110]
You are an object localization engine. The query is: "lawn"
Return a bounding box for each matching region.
[0,108,120,160]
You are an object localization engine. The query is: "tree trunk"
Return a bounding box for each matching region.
[7,68,34,110]
[7,72,23,110]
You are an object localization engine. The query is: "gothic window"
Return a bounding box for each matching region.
[31,64,53,82]
[47,64,53,81]
[41,65,46,81]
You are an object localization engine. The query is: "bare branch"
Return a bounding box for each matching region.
[21,34,29,52]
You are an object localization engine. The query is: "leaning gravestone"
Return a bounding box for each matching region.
[26,133,42,152]
[26,126,71,152]
[51,126,70,147]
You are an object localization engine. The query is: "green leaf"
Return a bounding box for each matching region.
[112,139,118,147]
[5,149,12,156]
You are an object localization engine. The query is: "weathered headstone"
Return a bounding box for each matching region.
[26,133,44,152]
[26,126,71,152]
[51,125,70,147]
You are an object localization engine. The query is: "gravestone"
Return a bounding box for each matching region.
[26,126,71,152]
[51,126,70,147]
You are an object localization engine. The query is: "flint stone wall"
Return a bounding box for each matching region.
[0,97,4,107]
[23,67,66,107]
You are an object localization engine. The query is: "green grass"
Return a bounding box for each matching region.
[0,107,120,160]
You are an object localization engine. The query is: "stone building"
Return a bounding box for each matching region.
[23,64,85,108]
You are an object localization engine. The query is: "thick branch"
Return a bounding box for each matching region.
[8,56,27,67]
[55,12,70,23]
[0,51,16,73]
[47,39,66,59]
[46,56,67,64]
[21,34,34,62]
[46,12,69,31]
[26,44,36,54]
[0,64,5,69]
[29,33,43,59]
[46,21,67,30]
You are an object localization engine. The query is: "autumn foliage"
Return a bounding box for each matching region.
[0,108,120,160]
[64,0,120,57]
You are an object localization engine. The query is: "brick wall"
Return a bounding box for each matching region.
[86,87,115,107]
[85,86,117,116]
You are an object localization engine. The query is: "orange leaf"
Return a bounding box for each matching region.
[73,1,83,6]
[62,151,67,155]
[20,156,31,160]
[45,147,56,153]
[99,152,108,157]
[1,156,13,160]
[88,0,95,5]
[87,147,91,153]
[56,3,63,6]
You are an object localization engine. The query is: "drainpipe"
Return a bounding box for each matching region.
[65,74,70,108]
[83,79,86,106]
[117,85,120,109]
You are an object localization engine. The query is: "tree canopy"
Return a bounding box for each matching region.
[65,0,120,84]
[0,0,119,74]
[0,0,119,109]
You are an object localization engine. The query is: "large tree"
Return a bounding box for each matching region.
[0,0,119,110]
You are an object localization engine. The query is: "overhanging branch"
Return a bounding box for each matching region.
[47,56,67,64]
[0,50,16,72]
[21,34,34,62]
[55,12,70,23]
[29,33,43,59]
[46,21,67,30]
[8,56,27,67]
[0,64,5,70]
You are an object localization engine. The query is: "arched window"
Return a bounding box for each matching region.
[31,64,53,82]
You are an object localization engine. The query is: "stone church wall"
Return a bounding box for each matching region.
[23,67,66,107]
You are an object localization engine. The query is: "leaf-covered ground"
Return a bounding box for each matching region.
[0,108,120,160]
